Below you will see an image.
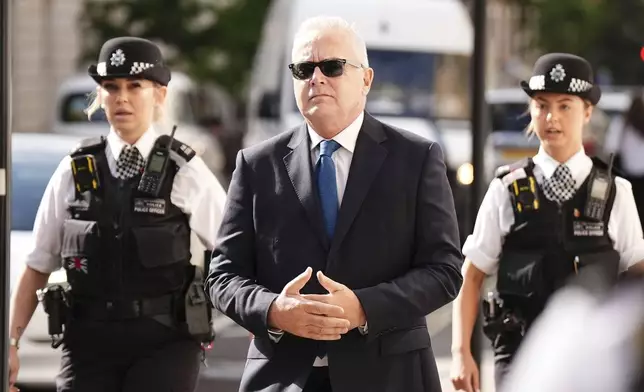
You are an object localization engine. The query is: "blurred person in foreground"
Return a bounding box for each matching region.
[450,53,644,392]
[8,37,227,392]
[206,15,463,392]
[604,88,644,228]
[500,265,644,392]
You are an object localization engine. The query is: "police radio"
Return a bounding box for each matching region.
[138,125,177,197]
[584,154,615,221]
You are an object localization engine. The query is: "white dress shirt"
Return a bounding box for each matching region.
[462,147,644,275]
[25,127,228,274]
[307,111,364,204]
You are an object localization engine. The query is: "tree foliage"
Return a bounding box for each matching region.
[500,0,644,85]
[78,0,272,100]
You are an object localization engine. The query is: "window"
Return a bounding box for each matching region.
[182,88,226,127]
[288,49,471,121]
[489,102,531,132]
[60,93,107,123]
[366,49,471,120]
[11,155,61,231]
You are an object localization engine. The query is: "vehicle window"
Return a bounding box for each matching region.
[11,155,61,231]
[182,89,225,126]
[366,49,471,120]
[176,91,196,124]
[489,102,531,132]
[60,93,107,123]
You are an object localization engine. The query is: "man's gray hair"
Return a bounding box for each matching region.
[292,16,369,67]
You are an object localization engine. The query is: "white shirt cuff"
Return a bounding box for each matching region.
[358,322,368,335]
[267,328,284,343]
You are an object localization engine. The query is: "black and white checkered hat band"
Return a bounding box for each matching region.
[97,62,156,76]
[528,75,593,93]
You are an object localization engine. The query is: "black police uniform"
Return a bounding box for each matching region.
[486,157,620,379]
[481,53,620,384]
[45,37,213,392]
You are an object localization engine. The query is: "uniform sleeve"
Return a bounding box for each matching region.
[171,156,227,250]
[461,178,508,275]
[24,156,73,274]
[607,176,644,271]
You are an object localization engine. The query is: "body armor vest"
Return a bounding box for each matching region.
[61,136,194,301]
[495,157,620,326]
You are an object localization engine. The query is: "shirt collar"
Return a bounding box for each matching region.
[308,111,364,153]
[107,126,158,162]
[533,146,591,182]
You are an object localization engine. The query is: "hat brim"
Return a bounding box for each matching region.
[520,80,601,105]
[87,64,171,86]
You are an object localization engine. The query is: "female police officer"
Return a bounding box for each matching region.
[450,52,644,392]
[8,37,227,392]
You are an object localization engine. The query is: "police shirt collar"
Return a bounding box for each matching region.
[533,146,591,182]
[107,127,158,162]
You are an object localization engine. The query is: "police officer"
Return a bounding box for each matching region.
[8,37,227,392]
[449,53,644,392]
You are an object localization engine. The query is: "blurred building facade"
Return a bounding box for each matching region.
[12,0,84,133]
[483,0,539,88]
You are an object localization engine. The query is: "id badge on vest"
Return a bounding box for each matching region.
[573,220,604,237]
[133,198,167,215]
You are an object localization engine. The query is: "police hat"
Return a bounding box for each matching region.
[87,37,171,86]
[520,52,601,105]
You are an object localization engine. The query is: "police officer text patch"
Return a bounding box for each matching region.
[134,198,166,215]
[573,221,604,236]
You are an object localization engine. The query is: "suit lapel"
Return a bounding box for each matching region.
[331,114,388,254]
[283,125,330,251]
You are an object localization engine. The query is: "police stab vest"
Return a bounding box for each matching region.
[494,157,620,325]
[62,135,196,300]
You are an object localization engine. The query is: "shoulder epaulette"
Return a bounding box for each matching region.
[591,155,622,177]
[495,157,533,179]
[70,136,106,157]
[154,134,196,167]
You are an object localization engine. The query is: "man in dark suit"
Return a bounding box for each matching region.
[206,15,463,392]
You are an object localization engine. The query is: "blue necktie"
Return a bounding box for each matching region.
[316,140,341,239]
[316,140,340,359]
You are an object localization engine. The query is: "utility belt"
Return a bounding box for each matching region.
[37,265,214,349]
[481,292,530,342]
[72,294,176,320]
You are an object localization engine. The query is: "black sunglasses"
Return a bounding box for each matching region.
[288,59,363,80]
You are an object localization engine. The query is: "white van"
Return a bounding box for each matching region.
[244,0,485,240]
[52,71,228,179]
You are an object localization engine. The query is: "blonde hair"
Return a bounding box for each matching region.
[292,16,369,67]
[84,83,165,122]
[85,89,101,120]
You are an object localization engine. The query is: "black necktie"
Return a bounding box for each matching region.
[542,164,575,203]
[116,146,145,179]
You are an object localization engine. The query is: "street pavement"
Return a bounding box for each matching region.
[195,303,496,392]
[20,303,496,392]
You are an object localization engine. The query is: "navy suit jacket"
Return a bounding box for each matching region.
[206,113,463,392]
